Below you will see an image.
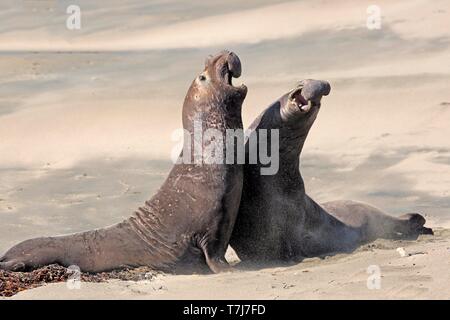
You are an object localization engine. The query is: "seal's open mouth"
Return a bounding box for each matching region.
[222,64,234,86]
[288,87,317,113]
[288,79,330,113]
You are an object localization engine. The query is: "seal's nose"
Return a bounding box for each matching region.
[226,51,242,78]
[205,50,242,79]
[299,79,331,102]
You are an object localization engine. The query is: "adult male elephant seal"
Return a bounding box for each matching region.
[0,50,247,273]
[230,79,432,262]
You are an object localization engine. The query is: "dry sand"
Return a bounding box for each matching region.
[1,0,449,299]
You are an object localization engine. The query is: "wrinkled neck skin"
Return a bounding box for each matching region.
[279,93,319,175]
[183,91,244,132]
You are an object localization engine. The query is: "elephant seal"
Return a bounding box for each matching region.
[230,79,432,262]
[0,50,247,273]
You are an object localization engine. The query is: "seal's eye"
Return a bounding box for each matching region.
[199,75,206,81]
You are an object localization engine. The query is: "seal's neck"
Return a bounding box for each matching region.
[276,98,317,176]
[180,100,244,165]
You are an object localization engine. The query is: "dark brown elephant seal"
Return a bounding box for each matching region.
[0,50,247,273]
[230,79,432,262]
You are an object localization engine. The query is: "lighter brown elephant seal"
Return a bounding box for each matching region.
[0,50,247,273]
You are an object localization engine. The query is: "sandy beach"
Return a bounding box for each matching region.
[5,229,449,300]
[1,0,449,299]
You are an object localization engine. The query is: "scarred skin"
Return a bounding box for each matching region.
[0,50,247,274]
[230,79,433,262]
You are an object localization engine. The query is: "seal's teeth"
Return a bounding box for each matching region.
[300,102,312,112]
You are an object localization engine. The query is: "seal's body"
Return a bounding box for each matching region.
[0,51,247,273]
[230,80,432,262]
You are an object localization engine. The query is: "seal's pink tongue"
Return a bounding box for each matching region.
[292,90,308,106]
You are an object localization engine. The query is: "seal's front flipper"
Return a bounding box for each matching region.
[0,237,64,272]
[199,239,233,273]
[397,213,433,238]
[205,255,233,274]
[420,226,434,235]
